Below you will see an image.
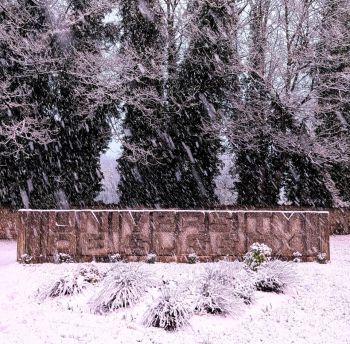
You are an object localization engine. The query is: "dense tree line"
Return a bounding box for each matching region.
[0,0,112,208]
[0,0,349,209]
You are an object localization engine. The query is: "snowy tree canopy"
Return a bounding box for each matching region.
[1,0,349,208]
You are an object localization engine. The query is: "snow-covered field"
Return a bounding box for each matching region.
[0,236,349,344]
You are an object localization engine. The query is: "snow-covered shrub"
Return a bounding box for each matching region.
[90,265,152,314]
[195,280,241,316]
[146,253,157,264]
[187,253,198,264]
[79,265,105,284]
[228,263,256,304]
[55,253,74,264]
[40,272,88,299]
[19,253,32,264]
[317,253,328,264]
[293,251,302,263]
[109,253,122,263]
[202,262,256,304]
[143,287,192,331]
[195,264,243,315]
[244,243,272,271]
[39,265,104,299]
[255,260,296,293]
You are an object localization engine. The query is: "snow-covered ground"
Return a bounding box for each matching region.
[0,236,349,344]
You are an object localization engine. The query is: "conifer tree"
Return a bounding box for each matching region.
[0,0,57,207]
[0,0,112,208]
[117,0,177,208]
[314,0,350,206]
[168,0,237,208]
[234,0,332,208]
[234,0,281,207]
[45,0,112,207]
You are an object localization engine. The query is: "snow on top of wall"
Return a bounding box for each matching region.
[18,209,329,214]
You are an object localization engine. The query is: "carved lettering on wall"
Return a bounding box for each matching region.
[18,210,330,263]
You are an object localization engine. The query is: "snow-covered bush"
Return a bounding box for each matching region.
[40,272,88,299]
[317,253,328,264]
[228,263,256,304]
[293,251,302,263]
[187,253,198,264]
[109,253,122,263]
[195,280,241,316]
[39,265,104,299]
[143,287,192,331]
[19,253,32,264]
[244,243,272,271]
[202,262,256,304]
[195,264,244,315]
[146,253,157,264]
[90,265,152,314]
[55,253,74,264]
[255,260,296,293]
[79,265,105,284]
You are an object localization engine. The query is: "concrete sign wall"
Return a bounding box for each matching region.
[17,210,330,263]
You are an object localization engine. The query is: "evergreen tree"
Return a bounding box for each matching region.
[234,0,282,207]
[117,0,177,208]
[0,3,19,207]
[282,155,333,207]
[0,0,56,207]
[234,0,332,208]
[168,0,237,208]
[44,0,112,207]
[314,0,350,206]
[0,0,112,208]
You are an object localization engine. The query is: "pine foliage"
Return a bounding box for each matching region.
[169,0,238,208]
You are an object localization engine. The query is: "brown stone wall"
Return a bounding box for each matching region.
[329,209,350,234]
[0,209,18,240]
[17,210,330,263]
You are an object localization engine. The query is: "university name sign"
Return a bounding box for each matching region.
[17,209,330,263]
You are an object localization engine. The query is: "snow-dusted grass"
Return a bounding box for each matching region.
[255,260,297,294]
[0,236,349,344]
[194,263,249,315]
[39,265,104,300]
[143,286,193,331]
[90,265,153,314]
[39,271,88,299]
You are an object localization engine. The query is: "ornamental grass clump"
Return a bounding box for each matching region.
[228,262,256,304]
[195,264,244,315]
[209,261,256,304]
[90,265,152,314]
[143,287,192,331]
[255,260,296,293]
[79,264,105,284]
[40,273,87,299]
[39,264,104,299]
